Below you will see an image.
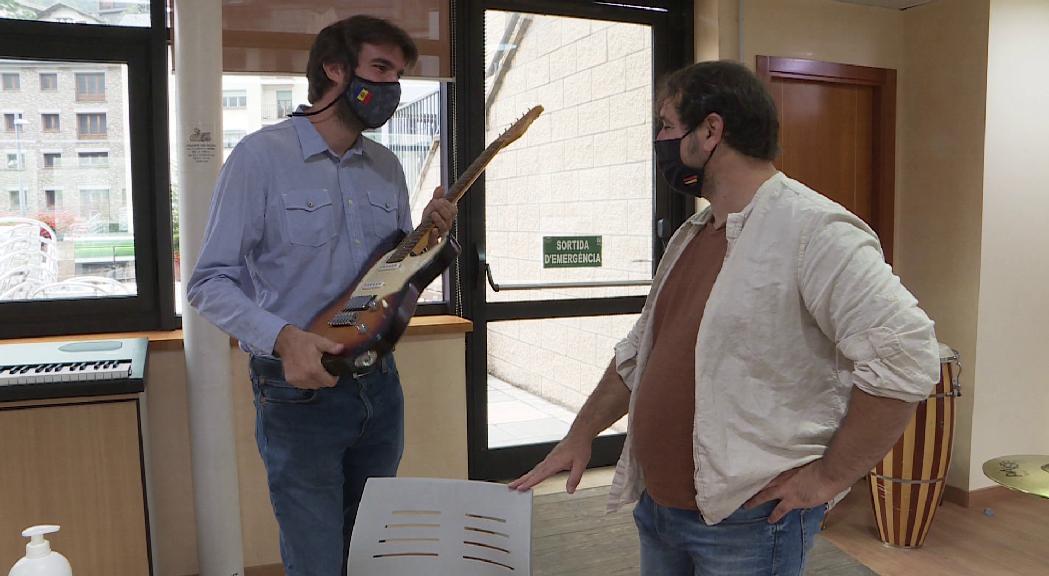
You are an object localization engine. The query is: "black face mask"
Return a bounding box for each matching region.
[654,128,717,198]
[292,76,401,129]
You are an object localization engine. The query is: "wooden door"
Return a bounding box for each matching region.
[757,57,896,262]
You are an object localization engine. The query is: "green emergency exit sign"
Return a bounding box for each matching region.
[543,236,602,268]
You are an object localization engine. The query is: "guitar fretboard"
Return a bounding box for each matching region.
[386,138,505,264]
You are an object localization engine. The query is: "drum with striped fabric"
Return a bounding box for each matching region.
[867,342,961,548]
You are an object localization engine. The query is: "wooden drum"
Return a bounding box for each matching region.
[867,342,961,548]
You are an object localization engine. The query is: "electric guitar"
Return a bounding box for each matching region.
[309,105,544,375]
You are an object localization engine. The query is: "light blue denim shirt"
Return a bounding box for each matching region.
[187,111,413,356]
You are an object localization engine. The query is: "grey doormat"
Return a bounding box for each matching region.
[532,486,877,576]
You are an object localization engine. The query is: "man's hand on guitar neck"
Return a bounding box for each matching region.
[421,186,457,243]
[273,325,344,389]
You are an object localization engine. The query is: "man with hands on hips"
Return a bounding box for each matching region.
[510,60,939,576]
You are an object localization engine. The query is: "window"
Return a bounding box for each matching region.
[3,112,23,131]
[77,113,107,138]
[276,90,293,117]
[0,5,172,338]
[45,189,61,209]
[1,73,19,91]
[223,130,245,149]
[75,72,105,102]
[222,90,247,109]
[5,152,25,170]
[41,113,60,131]
[78,151,109,167]
[0,3,149,26]
[8,190,21,210]
[39,73,57,91]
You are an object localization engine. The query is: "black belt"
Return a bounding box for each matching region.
[249,354,387,382]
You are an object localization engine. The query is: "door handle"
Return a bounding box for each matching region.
[482,261,650,293]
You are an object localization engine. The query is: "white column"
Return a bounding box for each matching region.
[175,1,246,575]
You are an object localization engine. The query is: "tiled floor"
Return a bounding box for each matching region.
[487,374,618,448]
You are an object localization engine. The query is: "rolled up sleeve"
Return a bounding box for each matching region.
[799,213,940,402]
[614,324,641,391]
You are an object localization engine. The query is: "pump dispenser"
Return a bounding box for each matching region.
[8,525,72,576]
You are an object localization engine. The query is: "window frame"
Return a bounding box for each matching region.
[74,71,107,102]
[5,151,26,170]
[39,72,58,91]
[3,112,23,131]
[221,89,247,110]
[43,151,62,168]
[76,112,108,139]
[41,112,60,132]
[45,188,62,209]
[1,72,19,91]
[0,9,175,339]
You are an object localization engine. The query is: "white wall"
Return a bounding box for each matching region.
[970,0,1049,490]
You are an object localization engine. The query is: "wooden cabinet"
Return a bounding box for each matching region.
[0,395,151,575]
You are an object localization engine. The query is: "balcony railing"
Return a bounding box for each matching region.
[366,90,441,197]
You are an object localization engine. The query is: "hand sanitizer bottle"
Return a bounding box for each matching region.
[8,525,72,576]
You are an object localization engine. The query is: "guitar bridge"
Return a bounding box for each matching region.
[329,311,359,328]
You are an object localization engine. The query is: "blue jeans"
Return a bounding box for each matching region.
[633,491,825,576]
[249,355,404,576]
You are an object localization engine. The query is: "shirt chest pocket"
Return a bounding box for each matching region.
[366,189,399,239]
[281,189,336,247]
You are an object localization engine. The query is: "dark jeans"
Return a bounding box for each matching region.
[249,354,404,576]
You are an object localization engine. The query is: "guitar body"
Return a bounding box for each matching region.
[310,235,461,375]
[305,105,542,376]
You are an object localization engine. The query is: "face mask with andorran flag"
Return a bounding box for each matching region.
[346,76,401,129]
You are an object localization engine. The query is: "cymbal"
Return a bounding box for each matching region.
[982,455,1049,499]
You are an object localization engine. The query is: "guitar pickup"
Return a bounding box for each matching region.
[328,295,375,328]
[340,295,375,312]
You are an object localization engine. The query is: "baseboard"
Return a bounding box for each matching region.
[244,565,283,576]
[185,564,283,576]
[943,484,1013,508]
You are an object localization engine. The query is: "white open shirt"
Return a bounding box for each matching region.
[608,172,940,525]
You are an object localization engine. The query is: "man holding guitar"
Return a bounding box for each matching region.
[511,61,940,575]
[187,15,455,576]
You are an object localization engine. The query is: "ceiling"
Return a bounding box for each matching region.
[833,0,936,10]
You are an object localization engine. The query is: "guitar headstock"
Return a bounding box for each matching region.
[495,105,544,147]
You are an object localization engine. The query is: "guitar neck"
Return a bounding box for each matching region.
[390,138,509,260]
[443,142,502,204]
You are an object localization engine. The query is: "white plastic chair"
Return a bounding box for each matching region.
[348,478,532,576]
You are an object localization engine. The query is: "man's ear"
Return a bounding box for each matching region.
[705,113,725,146]
[323,61,348,85]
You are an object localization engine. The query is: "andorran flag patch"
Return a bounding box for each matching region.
[356,88,373,104]
[683,174,699,186]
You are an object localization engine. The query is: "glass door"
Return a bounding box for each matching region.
[459,0,694,480]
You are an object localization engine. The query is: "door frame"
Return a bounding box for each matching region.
[756,56,897,263]
[455,0,695,481]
